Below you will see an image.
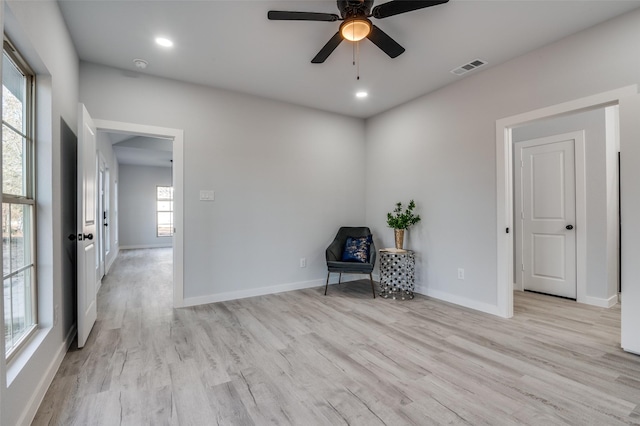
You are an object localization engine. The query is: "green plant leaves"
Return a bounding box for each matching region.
[386,199,421,230]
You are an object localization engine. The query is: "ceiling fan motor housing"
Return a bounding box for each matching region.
[337,0,374,18]
[268,0,449,63]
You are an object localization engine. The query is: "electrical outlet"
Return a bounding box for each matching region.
[457,268,465,280]
[299,258,306,268]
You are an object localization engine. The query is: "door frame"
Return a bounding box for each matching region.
[97,153,106,282]
[514,132,586,300]
[495,85,637,318]
[93,119,185,308]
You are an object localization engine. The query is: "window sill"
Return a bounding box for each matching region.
[6,325,51,386]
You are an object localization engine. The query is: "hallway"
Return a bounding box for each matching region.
[34,248,174,425]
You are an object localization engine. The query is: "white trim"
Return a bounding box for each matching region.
[97,152,107,281]
[622,348,640,356]
[414,285,501,317]
[14,325,75,426]
[327,273,372,285]
[92,119,184,308]
[182,279,326,307]
[119,244,173,250]
[181,274,372,307]
[105,246,119,274]
[496,85,638,318]
[574,133,588,305]
[581,294,619,308]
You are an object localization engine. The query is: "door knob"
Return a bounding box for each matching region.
[104,223,108,227]
[566,224,574,230]
[68,234,77,241]
[80,233,94,240]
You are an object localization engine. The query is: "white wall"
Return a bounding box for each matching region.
[365,9,640,314]
[79,63,367,302]
[119,164,172,249]
[4,4,640,423]
[512,108,618,304]
[0,1,79,425]
[96,132,119,271]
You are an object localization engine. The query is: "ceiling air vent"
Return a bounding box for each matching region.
[450,59,487,76]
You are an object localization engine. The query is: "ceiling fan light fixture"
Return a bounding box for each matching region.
[340,18,372,42]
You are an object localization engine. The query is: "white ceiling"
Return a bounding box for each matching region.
[58,0,640,118]
[103,132,173,167]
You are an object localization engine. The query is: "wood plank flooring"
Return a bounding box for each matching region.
[33,248,640,425]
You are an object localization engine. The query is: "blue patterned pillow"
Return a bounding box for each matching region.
[341,235,373,263]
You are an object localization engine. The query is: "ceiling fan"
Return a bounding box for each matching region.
[268,0,449,64]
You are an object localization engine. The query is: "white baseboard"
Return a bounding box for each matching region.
[623,347,640,356]
[105,247,119,274]
[181,274,376,308]
[414,285,501,317]
[579,294,619,308]
[119,243,172,250]
[328,273,374,285]
[182,278,325,307]
[17,324,76,426]
[65,324,77,347]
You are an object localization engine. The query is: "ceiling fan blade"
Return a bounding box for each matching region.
[366,25,405,58]
[311,32,344,63]
[268,11,339,22]
[372,0,448,19]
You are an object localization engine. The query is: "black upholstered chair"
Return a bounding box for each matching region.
[324,226,377,298]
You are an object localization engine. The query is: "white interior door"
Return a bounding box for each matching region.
[519,135,577,299]
[77,103,98,348]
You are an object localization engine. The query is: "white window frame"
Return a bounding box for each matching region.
[156,186,173,237]
[2,36,37,360]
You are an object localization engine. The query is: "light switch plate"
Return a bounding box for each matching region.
[200,190,215,201]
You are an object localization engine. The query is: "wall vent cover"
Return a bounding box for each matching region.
[451,59,487,76]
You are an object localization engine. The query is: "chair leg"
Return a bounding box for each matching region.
[324,272,331,295]
[369,273,376,299]
[338,273,342,284]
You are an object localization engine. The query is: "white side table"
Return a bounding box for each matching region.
[379,248,415,300]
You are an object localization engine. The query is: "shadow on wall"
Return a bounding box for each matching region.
[60,118,78,332]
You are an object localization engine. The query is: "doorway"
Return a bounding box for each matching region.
[514,133,582,300]
[495,85,636,318]
[93,119,184,308]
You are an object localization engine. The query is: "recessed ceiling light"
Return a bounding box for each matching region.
[356,91,368,99]
[155,37,173,48]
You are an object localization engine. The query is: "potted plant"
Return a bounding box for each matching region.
[387,200,421,249]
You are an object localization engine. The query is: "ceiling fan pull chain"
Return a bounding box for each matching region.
[353,35,356,66]
[356,41,360,80]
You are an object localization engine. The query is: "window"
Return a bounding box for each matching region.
[2,39,36,358]
[157,186,173,237]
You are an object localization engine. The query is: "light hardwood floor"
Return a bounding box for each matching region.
[33,248,640,425]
